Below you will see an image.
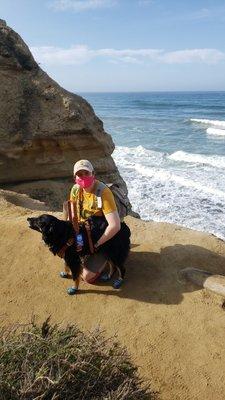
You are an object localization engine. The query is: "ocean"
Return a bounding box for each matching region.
[81,92,225,240]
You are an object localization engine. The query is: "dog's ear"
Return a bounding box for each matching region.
[38,216,54,232]
[43,225,54,235]
[41,224,55,244]
[41,222,53,232]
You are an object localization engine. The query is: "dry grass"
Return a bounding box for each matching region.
[0,318,156,400]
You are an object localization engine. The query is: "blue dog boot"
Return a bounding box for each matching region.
[67,287,78,295]
[99,273,111,282]
[113,278,124,289]
[60,271,68,278]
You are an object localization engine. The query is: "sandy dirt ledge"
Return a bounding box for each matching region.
[1,189,225,400]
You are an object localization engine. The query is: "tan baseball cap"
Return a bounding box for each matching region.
[73,159,94,175]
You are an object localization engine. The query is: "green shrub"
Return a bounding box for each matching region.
[0,318,155,400]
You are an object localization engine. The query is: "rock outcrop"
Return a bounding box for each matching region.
[0,20,130,209]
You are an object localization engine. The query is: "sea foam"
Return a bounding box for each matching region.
[134,164,225,199]
[113,145,225,240]
[168,150,225,169]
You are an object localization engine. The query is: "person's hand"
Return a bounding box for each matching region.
[76,244,83,252]
[94,241,100,252]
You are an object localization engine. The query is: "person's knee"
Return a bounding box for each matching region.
[82,269,92,282]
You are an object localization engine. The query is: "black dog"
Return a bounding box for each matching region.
[27,214,130,294]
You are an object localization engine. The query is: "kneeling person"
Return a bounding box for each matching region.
[63,159,121,285]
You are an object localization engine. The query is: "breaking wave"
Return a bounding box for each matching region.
[206,127,225,136]
[190,118,225,128]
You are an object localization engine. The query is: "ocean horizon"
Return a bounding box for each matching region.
[79,91,225,99]
[80,91,225,240]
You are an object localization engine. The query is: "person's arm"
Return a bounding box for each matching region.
[62,201,68,221]
[95,210,121,248]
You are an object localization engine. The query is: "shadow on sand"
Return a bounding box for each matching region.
[83,244,225,305]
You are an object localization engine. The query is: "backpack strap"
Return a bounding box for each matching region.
[94,181,107,209]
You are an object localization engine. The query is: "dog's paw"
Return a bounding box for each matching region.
[113,278,124,289]
[67,287,78,295]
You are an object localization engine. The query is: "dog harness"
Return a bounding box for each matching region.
[57,237,74,258]
[57,201,95,258]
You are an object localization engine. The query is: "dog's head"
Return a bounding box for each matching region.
[27,214,56,232]
[27,213,73,247]
[27,214,60,244]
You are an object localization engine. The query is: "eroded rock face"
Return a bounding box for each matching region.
[0,21,130,210]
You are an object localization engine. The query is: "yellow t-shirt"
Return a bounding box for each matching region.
[70,180,117,222]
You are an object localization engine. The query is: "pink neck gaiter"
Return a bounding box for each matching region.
[75,175,95,189]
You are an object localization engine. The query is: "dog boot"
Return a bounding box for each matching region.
[99,272,111,282]
[67,287,78,295]
[60,271,69,278]
[113,278,124,289]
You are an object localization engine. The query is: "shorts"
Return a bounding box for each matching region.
[82,252,108,283]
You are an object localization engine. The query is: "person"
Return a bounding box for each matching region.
[63,159,121,283]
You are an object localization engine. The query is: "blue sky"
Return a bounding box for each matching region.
[1,0,225,92]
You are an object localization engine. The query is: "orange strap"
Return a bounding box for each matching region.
[67,200,79,234]
[84,220,95,254]
[57,237,74,258]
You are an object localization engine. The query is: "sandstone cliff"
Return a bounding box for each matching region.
[0,20,129,209]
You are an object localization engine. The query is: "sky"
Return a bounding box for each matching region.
[1,0,225,92]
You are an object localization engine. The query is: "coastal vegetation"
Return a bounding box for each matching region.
[0,318,154,400]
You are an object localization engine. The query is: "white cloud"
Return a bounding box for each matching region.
[31,46,164,65]
[30,45,225,66]
[161,49,225,64]
[96,48,162,57]
[31,45,93,65]
[96,48,163,64]
[110,56,142,64]
[48,0,117,12]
